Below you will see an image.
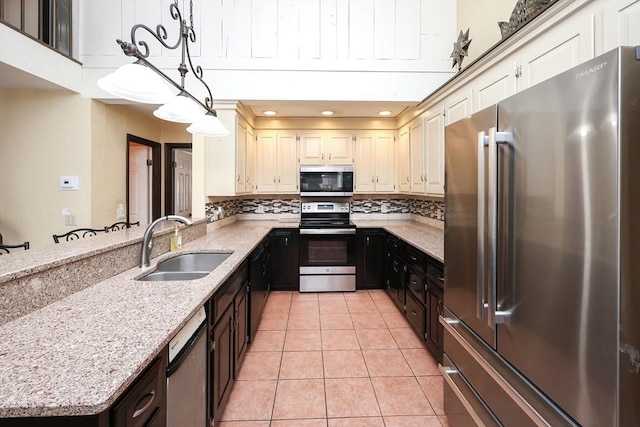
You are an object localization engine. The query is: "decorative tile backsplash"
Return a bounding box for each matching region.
[207,197,444,222]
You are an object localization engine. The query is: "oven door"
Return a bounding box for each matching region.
[299,229,356,292]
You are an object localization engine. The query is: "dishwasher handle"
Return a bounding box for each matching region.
[167,322,207,377]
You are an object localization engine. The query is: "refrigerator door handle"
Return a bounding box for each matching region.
[477,131,488,321]
[488,128,513,326]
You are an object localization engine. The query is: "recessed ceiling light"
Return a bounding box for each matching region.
[263,110,277,116]
[378,110,392,116]
[321,110,334,116]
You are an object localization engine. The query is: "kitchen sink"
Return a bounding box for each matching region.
[138,252,233,281]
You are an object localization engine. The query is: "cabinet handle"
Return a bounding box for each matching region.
[237,174,241,182]
[278,177,281,183]
[376,176,379,182]
[420,174,424,182]
[411,280,417,286]
[366,236,370,245]
[371,176,374,183]
[437,275,444,282]
[285,237,288,246]
[407,175,410,182]
[273,177,276,183]
[410,255,417,262]
[132,390,155,419]
[411,310,417,317]
[322,153,325,159]
[329,153,332,159]
[230,316,235,332]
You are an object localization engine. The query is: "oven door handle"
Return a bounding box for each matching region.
[299,228,356,235]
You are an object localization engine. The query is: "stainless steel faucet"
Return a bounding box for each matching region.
[140,215,193,268]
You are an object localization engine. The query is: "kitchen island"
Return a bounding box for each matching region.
[0,217,442,420]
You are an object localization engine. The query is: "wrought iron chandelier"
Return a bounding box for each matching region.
[98,0,229,137]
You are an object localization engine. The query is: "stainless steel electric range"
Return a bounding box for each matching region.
[298,201,356,292]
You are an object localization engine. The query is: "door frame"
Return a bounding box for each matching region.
[164,142,192,216]
[126,134,161,223]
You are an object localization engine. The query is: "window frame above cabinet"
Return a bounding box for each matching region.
[298,131,355,166]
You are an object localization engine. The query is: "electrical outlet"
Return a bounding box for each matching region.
[65,215,76,226]
[381,203,389,213]
[256,204,265,214]
[116,204,125,219]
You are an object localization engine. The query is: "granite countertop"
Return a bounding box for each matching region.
[0,218,442,419]
[352,218,444,262]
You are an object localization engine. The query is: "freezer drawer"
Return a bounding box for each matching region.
[441,310,577,426]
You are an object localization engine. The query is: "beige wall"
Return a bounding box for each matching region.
[0,89,191,248]
[457,0,515,65]
[0,89,92,248]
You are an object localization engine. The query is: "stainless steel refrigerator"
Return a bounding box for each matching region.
[443,46,640,426]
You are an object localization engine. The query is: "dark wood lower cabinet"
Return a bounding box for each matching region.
[269,229,299,291]
[211,304,234,421]
[426,283,444,364]
[386,250,405,311]
[357,229,386,289]
[405,291,426,340]
[234,284,248,377]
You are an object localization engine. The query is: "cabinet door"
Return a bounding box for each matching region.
[326,132,354,165]
[255,131,278,193]
[397,129,411,192]
[386,251,405,311]
[405,291,426,341]
[424,112,445,195]
[246,126,255,192]
[426,284,444,363]
[409,124,425,193]
[236,120,247,193]
[357,229,385,290]
[276,133,299,193]
[373,132,395,192]
[211,305,234,420]
[270,229,299,291]
[354,134,375,193]
[299,133,325,165]
[234,285,248,377]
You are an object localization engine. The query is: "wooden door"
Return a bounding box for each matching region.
[276,133,299,193]
[354,134,375,193]
[299,133,325,165]
[326,132,354,165]
[173,149,192,218]
[373,132,395,192]
[128,143,151,226]
[255,131,278,193]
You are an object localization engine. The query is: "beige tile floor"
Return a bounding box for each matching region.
[217,290,450,427]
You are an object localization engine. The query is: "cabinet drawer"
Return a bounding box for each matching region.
[406,245,427,275]
[405,291,426,341]
[406,266,426,304]
[387,235,404,256]
[111,356,166,427]
[427,260,444,288]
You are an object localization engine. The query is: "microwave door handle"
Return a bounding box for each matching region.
[477,131,487,321]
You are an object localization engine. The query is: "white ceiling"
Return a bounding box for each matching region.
[0,65,416,118]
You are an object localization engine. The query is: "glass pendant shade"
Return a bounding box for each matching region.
[153,92,206,123]
[97,63,176,104]
[187,113,230,137]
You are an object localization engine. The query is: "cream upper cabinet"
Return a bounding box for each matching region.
[299,131,354,166]
[424,111,445,195]
[206,112,254,197]
[255,130,299,194]
[409,123,424,193]
[354,131,395,193]
[397,128,411,193]
[235,120,255,194]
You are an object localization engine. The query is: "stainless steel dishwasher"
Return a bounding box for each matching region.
[166,306,207,427]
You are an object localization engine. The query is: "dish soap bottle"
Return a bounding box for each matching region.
[170,223,182,252]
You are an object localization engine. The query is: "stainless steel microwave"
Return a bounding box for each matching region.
[299,166,354,197]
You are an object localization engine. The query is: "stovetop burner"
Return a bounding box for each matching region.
[299,201,354,229]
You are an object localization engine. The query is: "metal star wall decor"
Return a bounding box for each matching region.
[450,29,472,72]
